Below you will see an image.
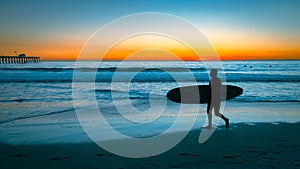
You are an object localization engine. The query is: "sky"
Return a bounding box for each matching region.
[0,0,299,60]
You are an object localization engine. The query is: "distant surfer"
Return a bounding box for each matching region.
[204,69,229,129]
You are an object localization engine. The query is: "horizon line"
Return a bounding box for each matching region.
[40,58,300,62]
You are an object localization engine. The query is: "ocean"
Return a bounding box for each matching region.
[0,60,299,144]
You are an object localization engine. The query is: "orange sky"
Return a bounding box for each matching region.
[103,34,300,61]
[41,34,300,60]
[1,25,300,61]
[2,35,299,61]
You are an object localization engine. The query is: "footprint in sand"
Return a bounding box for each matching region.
[13,154,29,158]
[96,153,113,157]
[50,157,69,161]
[179,153,198,157]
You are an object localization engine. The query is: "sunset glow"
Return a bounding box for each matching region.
[103,35,199,61]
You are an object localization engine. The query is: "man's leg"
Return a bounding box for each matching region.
[214,101,229,129]
[204,101,213,129]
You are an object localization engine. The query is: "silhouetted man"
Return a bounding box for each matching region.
[204,69,229,129]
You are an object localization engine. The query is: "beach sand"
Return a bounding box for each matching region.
[1,122,299,169]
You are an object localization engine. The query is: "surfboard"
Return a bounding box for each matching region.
[167,85,243,104]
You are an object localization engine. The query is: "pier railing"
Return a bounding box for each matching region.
[0,56,40,64]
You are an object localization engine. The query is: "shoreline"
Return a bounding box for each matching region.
[1,122,299,169]
[1,101,300,145]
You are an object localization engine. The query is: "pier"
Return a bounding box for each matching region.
[0,54,40,64]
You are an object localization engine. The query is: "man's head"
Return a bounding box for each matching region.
[210,69,218,78]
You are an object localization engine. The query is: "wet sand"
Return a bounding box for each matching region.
[1,122,299,169]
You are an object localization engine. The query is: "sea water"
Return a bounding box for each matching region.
[0,60,299,144]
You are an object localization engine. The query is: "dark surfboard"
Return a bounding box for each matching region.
[167,85,243,104]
